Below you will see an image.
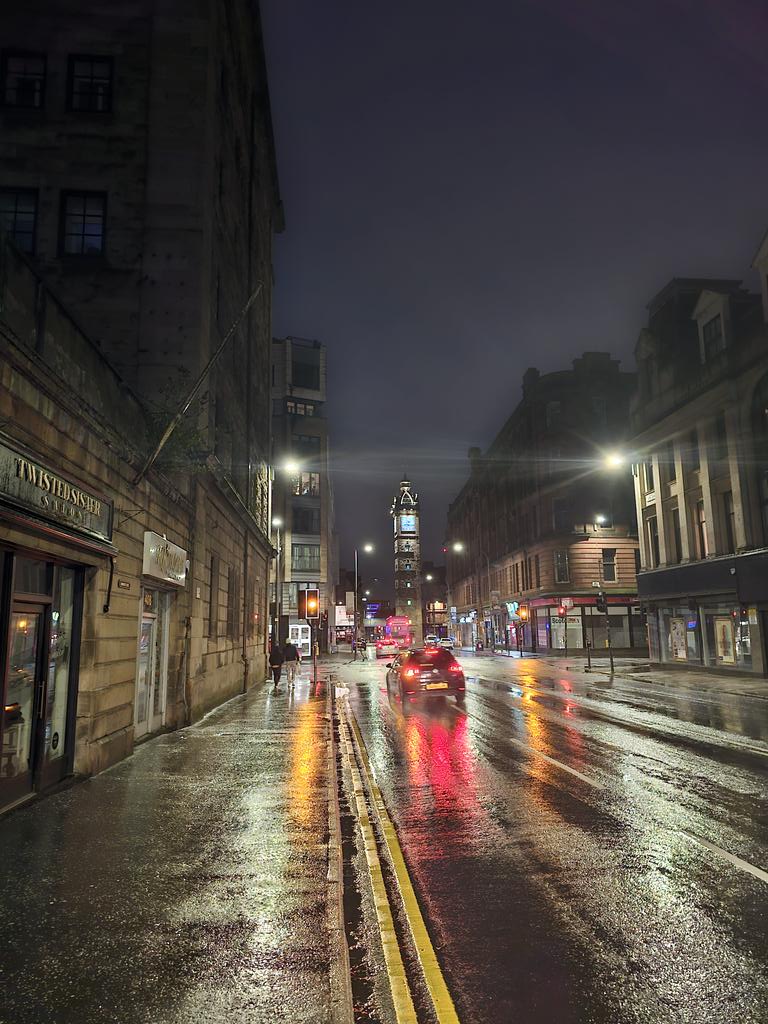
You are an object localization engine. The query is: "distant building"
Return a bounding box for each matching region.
[447,353,644,653]
[421,562,449,637]
[391,478,423,645]
[630,255,768,675]
[271,337,337,653]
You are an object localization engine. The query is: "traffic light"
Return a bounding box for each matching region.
[297,590,307,619]
[596,591,607,613]
[518,605,529,622]
[305,588,320,620]
[557,604,567,617]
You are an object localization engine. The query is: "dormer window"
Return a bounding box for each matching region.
[702,314,724,360]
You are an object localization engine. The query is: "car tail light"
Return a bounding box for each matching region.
[448,664,462,673]
[404,668,416,678]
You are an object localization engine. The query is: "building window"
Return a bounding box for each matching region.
[552,498,570,532]
[545,401,562,429]
[664,441,676,482]
[693,500,709,559]
[292,543,320,574]
[646,516,660,568]
[643,461,655,492]
[67,55,113,112]
[670,507,682,564]
[292,358,320,390]
[534,554,540,588]
[2,51,46,108]
[634,548,641,574]
[292,433,321,456]
[554,550,569,583]
[0,188,37,252]
[702,314,724,360]
[293,506,321,534]
[60,191,106,255]
[286,399,315,417]
[207,554,219,638]
[293,471,320,497]
[712,413,729,469]
[591,396,607,427]
[226,566,240,641]
[601,548,617,582]
[723,491,736,553]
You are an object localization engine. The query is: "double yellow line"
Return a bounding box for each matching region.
[337,701,461,1024]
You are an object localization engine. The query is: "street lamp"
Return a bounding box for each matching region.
[452,540,493,647]
[425,574,433,582]
[603,451,625,470]
[353,543,374,660]
[271,516,283,645]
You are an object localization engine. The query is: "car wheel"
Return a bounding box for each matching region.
[455,692,465,705]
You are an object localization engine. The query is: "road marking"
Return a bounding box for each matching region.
[679,831,768,885]
[508,737,605,790]
[337,708,418,1024]
[347,708,462,1024]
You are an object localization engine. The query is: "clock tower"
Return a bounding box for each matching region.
[390,477,423,645]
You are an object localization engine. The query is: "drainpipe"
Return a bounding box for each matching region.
[242,530,249,693]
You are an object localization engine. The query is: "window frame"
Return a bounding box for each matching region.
[66,54,114,114]
[601,547,617,582]
[553,549,569,584]
[59,189,107,257]
[0,187,38,253]
[1,49,47,109]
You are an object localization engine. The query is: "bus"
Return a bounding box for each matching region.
[385,615,413,650]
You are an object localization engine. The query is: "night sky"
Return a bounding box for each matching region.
[261,0,768,596]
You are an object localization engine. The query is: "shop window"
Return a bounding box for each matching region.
[722,491,736,553]
[2,51,46,108]
[601,548,617,582]
[554,549,569,583]
[693,500,709,559]
[702,314,725,360]
[67,55,113,112]
[293,471,320,497]
[14,557,52,595]
[702,605,752,670]
[60,191,106,255]
[0,188,37,253]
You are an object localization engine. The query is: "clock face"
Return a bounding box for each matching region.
[399,514,416,534]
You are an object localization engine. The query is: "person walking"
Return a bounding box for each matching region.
[269,642,284,688]
[283,638,301,686]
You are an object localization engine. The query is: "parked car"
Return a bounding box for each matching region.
[375,637,400,658]
[385,648,465,704]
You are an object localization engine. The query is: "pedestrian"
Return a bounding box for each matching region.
[269,642,284,688]
[283,637,301,685]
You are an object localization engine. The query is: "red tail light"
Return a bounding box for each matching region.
[404,668,416,678]
[448,664,462,673]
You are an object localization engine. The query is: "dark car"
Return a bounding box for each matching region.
[385,648,466,704]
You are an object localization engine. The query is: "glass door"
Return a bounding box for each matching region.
[135,591,168,739]
[135,614,156,739]
[2,605,46,803]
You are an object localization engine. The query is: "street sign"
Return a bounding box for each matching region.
[562,597,574,609]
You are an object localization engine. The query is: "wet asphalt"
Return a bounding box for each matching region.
[0,676,334,1024]
[339,652,768,1024]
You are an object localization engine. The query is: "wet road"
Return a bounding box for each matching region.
[0,678,337,1024]
[339,653,768,1024]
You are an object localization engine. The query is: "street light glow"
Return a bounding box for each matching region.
[604,451,625,469]
[425,574,433,581]
[271,516,283,528]
[364,589,370,596]
[595,514,606,525]
[452,542,464,552]
[363,543,374,553]
[282,459,301,474]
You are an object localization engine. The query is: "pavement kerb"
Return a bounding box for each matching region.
[326,685,355,1024]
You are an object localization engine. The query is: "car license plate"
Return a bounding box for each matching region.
[424,681,448,690]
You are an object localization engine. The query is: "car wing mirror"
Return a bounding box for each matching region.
[386,662,392,668]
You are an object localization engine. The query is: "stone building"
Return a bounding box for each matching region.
[270,336,337,656]
[0,0,282,811]
[421,561,449,638]
[447,353,644,654]
[630,258,768,675]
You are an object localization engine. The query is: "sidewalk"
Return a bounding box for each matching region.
[0,671,348,1024]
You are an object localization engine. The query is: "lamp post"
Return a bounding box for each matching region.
[353,543,374,660]
[272,516,283,645]
[452,541,492,648]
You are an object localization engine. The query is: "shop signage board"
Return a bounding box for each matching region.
[142,532,187,586]
[670,617,687,661]
[0,437,113,542]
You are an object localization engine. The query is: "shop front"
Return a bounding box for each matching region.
[0,436,114,812]
[136,532,187,739]
[528,598,645,653]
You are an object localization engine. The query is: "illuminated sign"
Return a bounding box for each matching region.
[399,514,416,533]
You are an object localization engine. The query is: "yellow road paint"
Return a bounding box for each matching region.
[346,709,462,1024]
[337,708,418,1024]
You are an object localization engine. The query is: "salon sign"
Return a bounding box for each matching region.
[142,531,187,586]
